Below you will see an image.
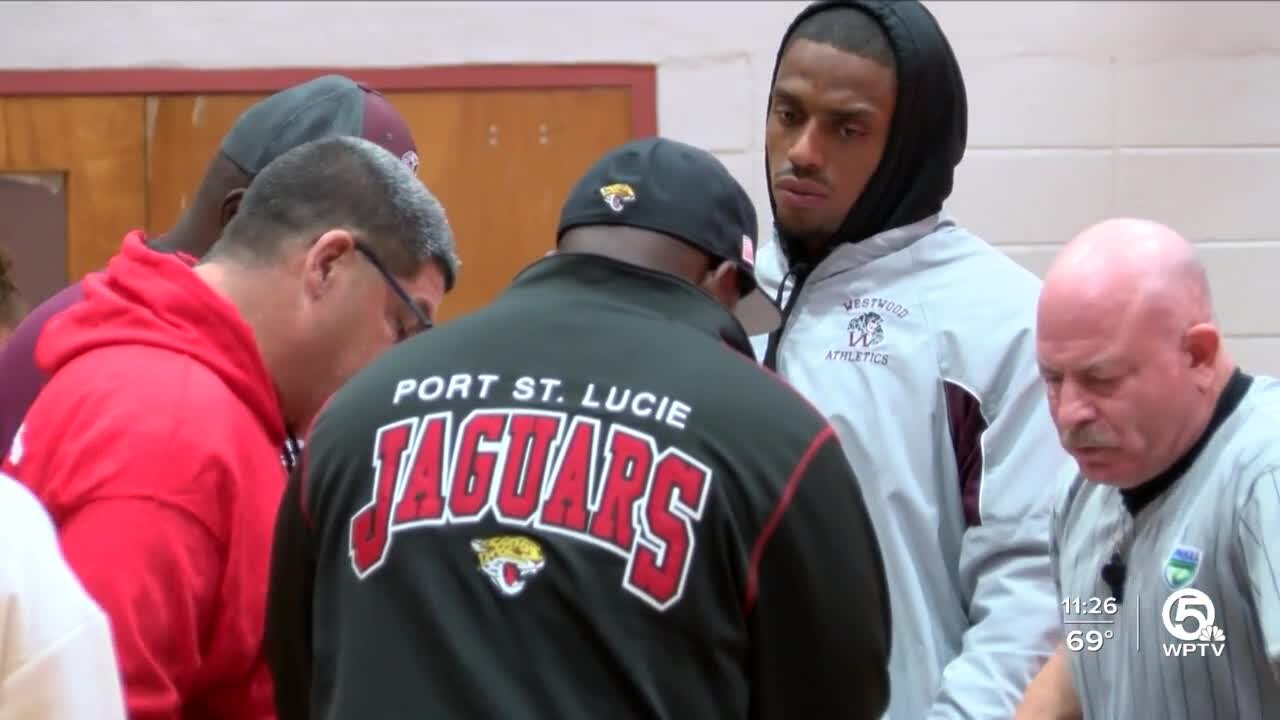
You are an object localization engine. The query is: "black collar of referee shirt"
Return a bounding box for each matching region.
[1120,367,1252,516]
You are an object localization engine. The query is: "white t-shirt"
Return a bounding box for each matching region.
[0,472,126,719]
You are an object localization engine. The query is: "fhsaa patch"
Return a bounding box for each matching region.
[1164,545,1202,590]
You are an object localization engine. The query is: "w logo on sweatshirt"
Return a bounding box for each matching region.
[847,312,885,348]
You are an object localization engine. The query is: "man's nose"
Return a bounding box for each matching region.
[1055,379,1098,427]
[787,120,823,171]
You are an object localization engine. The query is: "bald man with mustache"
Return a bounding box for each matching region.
[1016,218,1280,720]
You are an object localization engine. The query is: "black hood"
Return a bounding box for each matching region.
[767,0,968,264]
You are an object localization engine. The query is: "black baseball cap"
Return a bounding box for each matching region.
[556,137,782,335]
[220,74,420,177]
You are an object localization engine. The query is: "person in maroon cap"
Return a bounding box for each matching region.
[0,74,420,461]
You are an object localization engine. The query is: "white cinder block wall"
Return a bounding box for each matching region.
[2,1,1277,370]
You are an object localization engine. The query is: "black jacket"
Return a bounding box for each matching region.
[264,253,891,719]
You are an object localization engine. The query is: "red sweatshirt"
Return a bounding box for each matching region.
[2,232,285,719]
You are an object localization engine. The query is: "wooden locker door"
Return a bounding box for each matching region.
[387,87,634,323]
[146,94,266,233]
[0,96,146,290]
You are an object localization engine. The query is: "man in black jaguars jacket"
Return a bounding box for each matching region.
[264,136,892,720]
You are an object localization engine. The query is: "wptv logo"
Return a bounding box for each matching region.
[1160,588,1226,657]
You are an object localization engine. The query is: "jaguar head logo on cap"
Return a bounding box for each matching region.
[599,183,636,213]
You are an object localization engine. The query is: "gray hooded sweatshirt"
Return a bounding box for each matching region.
[752,2,1070,717]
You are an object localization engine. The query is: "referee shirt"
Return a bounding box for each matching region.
[1050,369,1280,719]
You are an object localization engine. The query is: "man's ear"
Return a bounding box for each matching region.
[219,188,246,228]
[301,229,357,301]
[1184,322,1220,390]
[698,260,740,310]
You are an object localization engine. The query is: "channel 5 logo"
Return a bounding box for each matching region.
[1160,588,1226,658]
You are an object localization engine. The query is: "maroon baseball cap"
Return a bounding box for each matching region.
[220,74,419,176]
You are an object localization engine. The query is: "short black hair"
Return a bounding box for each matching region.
[207,136,459,290]
[787,6,897,71]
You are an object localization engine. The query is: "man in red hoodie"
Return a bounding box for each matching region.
[0,73,423,461]
[2,135,459,719]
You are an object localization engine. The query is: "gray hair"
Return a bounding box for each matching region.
[208,135,460,290]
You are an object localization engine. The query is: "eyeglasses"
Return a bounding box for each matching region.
[353,241,433,338]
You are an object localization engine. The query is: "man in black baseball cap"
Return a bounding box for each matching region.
[0,74,420,460]
[263,135,889,719]
[557,136,782,335]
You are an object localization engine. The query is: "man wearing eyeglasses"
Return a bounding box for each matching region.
[0,74,423,467]
[1,135,459,720]
[1016,218,1280,719]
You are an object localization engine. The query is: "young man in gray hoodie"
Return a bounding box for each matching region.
[752,2,1069,717]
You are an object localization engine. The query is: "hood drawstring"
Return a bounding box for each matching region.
[762,261,812,370]
[284,431,302,473]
